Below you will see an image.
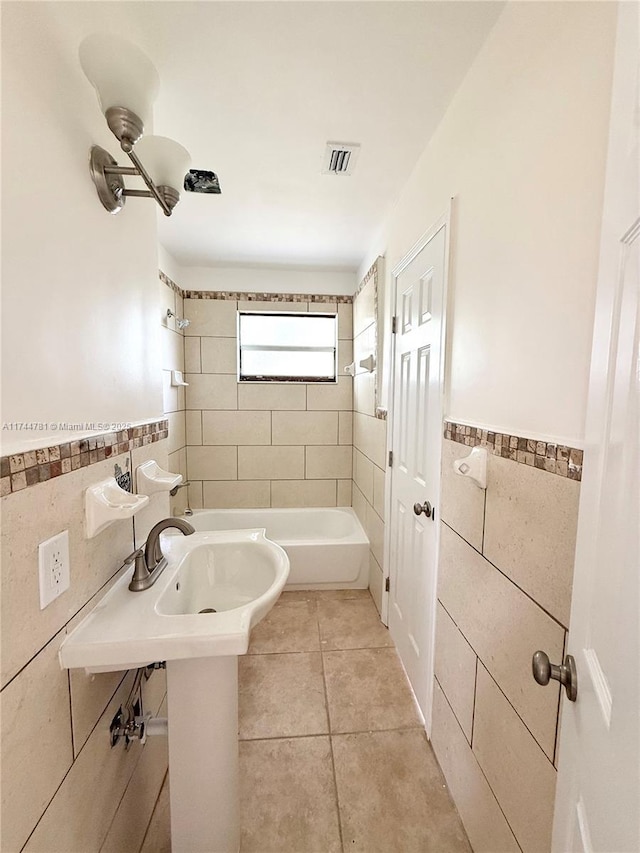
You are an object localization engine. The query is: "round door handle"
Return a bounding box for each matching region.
[532,650,578,702]
[413,501,432,518]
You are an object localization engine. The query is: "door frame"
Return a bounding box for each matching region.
[381,202,453,734]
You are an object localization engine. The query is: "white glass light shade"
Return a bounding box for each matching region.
[79,34,160,125]
[134,136,192,190]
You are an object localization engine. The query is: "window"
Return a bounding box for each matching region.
[238,311,338,382]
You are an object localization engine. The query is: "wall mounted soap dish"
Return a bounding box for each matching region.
[453,446,487,490]
[136,460,182,496]
[85,478,149,539]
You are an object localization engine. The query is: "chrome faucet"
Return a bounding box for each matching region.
[126,517,195,592]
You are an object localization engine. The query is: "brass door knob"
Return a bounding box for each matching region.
[532,650,578,701]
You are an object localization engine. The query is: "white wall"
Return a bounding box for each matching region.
[363,1,617,446]
[174,264,357,296]
[1,3,163,454]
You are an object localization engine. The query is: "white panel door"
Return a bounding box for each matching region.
[552,4,639,850]
[388,222,447,725]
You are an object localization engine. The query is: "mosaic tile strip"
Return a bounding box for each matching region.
[159,270,184,298]
[1,420,169,497]
[354,255,380,298]
[183,290,353,304]
[444,420,583,482]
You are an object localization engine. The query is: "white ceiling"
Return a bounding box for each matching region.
[100,2,504,270]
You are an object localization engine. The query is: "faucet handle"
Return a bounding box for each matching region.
[123,547,144,566]
[126,549,153,592]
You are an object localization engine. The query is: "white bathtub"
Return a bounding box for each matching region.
[183,507,369,589]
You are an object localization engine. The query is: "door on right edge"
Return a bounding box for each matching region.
[552,3,639,850]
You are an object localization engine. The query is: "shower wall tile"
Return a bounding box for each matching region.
[184,298,237,337]
[434,603,477,742]
[338,411,353,445]
[472,664,556,853]
[238,445,304,481]
[186,373,238,410]
[272,411,338,446]
[337,303,353,340]
[440,439,485,552]
[353,448,374,504]
[200,336,237,374]
[203,480,271,509]
[184,336,202,373]
[337,479,352,507]
[305,445,352,480]
[368,552,384,615]
[271,479,337,508]
[167,411,186,454]
[0,630,73,853]
[431,681,520,853]
[203,410,271,446]
[372,464,386,520]
[353,412,386,469]
[483,454,580,627]
[307,377,353,411]
[238,382,306,411]
[187,446,238,480]
[438,523,562,759]
[185,410,203,445]
[238,299,308,312]
[131,442,172,547]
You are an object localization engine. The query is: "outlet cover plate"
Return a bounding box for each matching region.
[38,530,70,609]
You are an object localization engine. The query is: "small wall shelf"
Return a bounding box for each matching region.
[171,370,189,386]
[85,478,149,539]
[136,460,182,496]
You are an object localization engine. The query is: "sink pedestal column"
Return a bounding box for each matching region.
[166,656,240,853]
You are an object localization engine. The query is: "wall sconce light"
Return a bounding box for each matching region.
[80,34,191,216]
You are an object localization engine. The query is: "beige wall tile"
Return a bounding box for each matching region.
[308,301,337,313]
[187,445,238,480]
[351,483,367,528]
[438,523,563,759]
[1,453,135,687]
[354,412,386,469]
[159,281,176,331]
[354,371,375,416]
[184,337,201,373]
[139,776,170,853]
[338,339,354,375]
[162,369,185,415]
[200,337,237,374]
[101,699,168,853]
[473,664,557,853]
[440,439,485,552]
[185,373,238,410]
[167,411,186,454]
[337,479,352,507]
[203,410,271,445]
[185,410,203,445]
[168,447,188,515]
[307,377,352,411]
[483,455,580,627]
[366,503,384,566]
[435,603,477,741]
[372,464,386,520]
[184,299,237,337]
[23,671,166,853]
[238,300,308,312]
[1,630,73,852]
[338,303,353,340]
[187,480,204,509]
[353,448,374,504]
[203,480,271,509]
[306,446,352,479]
[431,680,520,853]
[353,278,376,338]
[369,552,383,614]
[238,382,306,411]
[272,410,338,446]
[238,446,304,480]
[338,411,353,445]
[160,326,184,372]
[271,479,337,508]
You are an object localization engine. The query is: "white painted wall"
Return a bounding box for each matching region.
[173,264,357,296]
[1,4,163,454]
[363,2,617,446]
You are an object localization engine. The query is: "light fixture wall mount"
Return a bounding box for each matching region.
[80,35,191,217]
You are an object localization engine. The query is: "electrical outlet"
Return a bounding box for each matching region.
[38,530,70,609]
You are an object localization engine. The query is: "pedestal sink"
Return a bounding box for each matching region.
[59,529,290,853]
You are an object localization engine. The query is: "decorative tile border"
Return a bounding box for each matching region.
[183,290,353,304]
[444,420,583,481]
[159,270,183,298]
[0,419,169,497]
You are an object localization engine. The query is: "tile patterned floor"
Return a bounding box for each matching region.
[140,589,471,853]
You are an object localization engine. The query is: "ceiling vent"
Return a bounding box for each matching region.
[322,142,360,176]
